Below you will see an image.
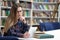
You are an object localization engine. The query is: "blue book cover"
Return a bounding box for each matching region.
[39,5,44,10]
[44,0,49,2]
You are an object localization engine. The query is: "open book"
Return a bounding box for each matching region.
[28,27,37,38]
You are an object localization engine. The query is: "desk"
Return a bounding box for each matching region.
[18,29,60,40]
[44,29,60,40]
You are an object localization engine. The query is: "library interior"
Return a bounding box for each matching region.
[0,0,60,40]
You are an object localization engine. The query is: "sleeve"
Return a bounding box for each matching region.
[9,27,24,37]
[23,23,30,33]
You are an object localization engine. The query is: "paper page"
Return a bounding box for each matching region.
[28,27,37,38]
[18,38,38,40]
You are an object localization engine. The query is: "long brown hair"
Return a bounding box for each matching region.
[4,2,22,32]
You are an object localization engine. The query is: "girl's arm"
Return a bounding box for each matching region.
[9,28,24,37]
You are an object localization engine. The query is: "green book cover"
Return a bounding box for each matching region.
[45,5,49,10]
[25,10,29,17]
[6,10,10,16]
[35,34,54,39]
[40,0,44,2]
[2,19,5,26]
[33,0,37,2]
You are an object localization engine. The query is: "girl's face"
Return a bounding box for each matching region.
[16,7,23,19]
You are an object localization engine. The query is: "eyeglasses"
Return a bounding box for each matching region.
[17,10,22,13]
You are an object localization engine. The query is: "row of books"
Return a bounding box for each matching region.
[1,18,58,26]
[26,18,31,25]
[32,19,40,24]
[1,0,58,9]
[33,4,55,10]
[23,10,30,17]
[1,18,31,26]
[33,0,59,2]
[1,10,31,17]
[0,0,2,6]
[32,18,58,24]
[1,10,57,18]
[33,11,57,18]
[20,1,31,9]
[1,9,10,16]
[2,1,12,7]
[32,19,46,24]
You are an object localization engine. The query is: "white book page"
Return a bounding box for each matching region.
[18,38,37,40]
[28,27,37,38]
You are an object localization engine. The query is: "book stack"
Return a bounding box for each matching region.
[34,33,54,39]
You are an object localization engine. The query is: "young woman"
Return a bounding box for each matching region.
[4,2,30,38]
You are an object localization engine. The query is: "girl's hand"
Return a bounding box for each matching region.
[24,32,30,38]
[19,16,26,23]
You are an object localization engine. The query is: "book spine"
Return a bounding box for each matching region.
[2,10,6,16]
[2,19,5,26]
[6,10,10,16]
[44,0,48,2]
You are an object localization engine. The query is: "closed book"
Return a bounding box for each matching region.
[43,5,48,10]
[7,1,11,7]
[2,19,5,26]
[2,10,6,16]
[44,0,48,2]
[39,5,44,10]
[40,0,44,2]
[6,10,10,16]
[34,34,54,39]
[26,10,29,16]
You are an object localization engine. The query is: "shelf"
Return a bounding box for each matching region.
[22,8,31,10]
[1,6,11,9]
[33,2,57,5]
[0,16,7,18]
[0,16,31,18]
[32,17,58,18]
[33,17,50,18]
[25,16,31,18]
[20,0,32,2]
[0,26,4,27]
[33,9,56,12]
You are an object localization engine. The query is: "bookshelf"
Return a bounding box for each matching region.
[0,0,11,27]
[32,0,59,26]
[0,0,60,28]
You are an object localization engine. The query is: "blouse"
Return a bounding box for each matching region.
[5,19,30,37]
